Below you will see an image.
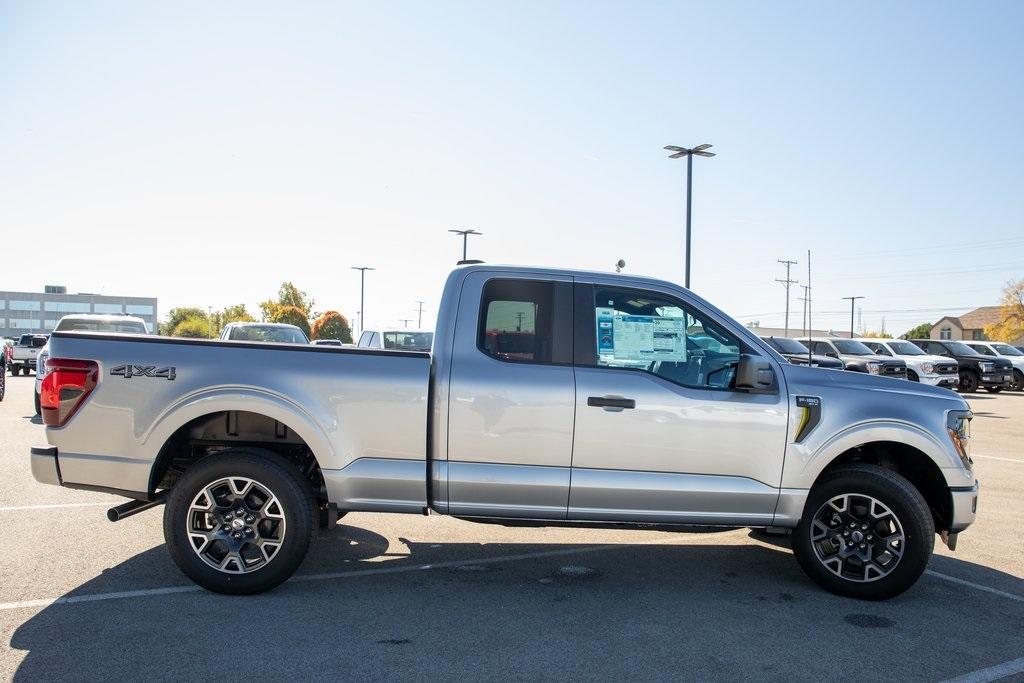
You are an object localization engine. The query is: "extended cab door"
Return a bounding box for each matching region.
[444,271,575,519]
[569,280,788,525]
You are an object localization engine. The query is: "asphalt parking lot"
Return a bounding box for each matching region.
[1,374,1022,682]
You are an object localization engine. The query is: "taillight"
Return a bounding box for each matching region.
[41,359,99,427]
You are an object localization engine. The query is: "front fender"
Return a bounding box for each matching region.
[783,419,965,490]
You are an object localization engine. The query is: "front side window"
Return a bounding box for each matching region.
[812,341,835,356]
[590,287,740,390]
[865,342,891,356]
[479,279,562,363]
[968,344,994,356]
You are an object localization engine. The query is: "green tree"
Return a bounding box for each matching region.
[860,331,893,339]
[261,282,314,321]
[210,304,256,336]
[311,311,353,343]
[900,322,934,340]
[172,317,213,338]
[270,305,312,338]
[160,307,207,336]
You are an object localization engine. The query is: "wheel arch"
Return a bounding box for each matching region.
[143,389,335,497]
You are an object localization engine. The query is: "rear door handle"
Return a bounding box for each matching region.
[587,396,636,409]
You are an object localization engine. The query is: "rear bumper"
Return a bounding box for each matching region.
[31,446,61,486]
[949,481,979,533]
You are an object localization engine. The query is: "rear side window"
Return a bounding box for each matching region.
[478,279,570,364]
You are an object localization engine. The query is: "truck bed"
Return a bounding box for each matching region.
[41,331,431,508]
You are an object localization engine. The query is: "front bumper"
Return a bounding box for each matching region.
[948,481,979,533]
[981,372,1013,387]
[920,374,959,388]
[31,445,61,486]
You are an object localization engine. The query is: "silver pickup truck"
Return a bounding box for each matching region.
[31,265,979,599]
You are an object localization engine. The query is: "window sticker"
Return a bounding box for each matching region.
[596,307,687,363]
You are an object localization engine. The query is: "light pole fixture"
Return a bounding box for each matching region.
[448,228,483,261]
[664,143,715,289]
[351,266,375,333]
[842,296,864,338]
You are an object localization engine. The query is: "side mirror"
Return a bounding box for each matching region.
[736,354,775,390]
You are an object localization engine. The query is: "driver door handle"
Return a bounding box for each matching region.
[587,396,636,410]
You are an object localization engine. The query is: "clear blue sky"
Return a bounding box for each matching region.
[2,2,1022,334]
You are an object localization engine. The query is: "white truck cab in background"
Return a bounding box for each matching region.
[858,338,960,389]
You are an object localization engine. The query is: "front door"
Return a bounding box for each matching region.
[445,272,575,519]
[569,281,788,525]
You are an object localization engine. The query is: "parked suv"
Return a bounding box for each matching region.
[910,339,1013,393]
[759,336,844,369]
[220,322,309,344]
[797,337,908,378]
[963,341,1024,392]
[857,338,959,389]
[357,329,434,352]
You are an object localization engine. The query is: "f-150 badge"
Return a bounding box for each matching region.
[110,364,176,380]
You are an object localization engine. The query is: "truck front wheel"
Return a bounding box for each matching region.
[957,371,979,393]
[792,464,934,600]
[163,448,316,595]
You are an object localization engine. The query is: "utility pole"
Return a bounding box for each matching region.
[664,143,715,289]
[841,296,864,339]
[415,300,426,328]
[797,285,810,337]
[399,319,413,328]
[514,312,525,332]
[351,266,375,333]
[775,258,799,336]
[448,229,483,261]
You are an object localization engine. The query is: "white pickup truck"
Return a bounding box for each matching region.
[9,333,47,375]
[31,265,978,599]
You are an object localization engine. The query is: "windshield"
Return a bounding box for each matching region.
[887,341,925,355]
[229,325,309,344]
[55,319,148,334]
[992,343,1023,356]
[944,341,978,356]
[764,337,809,354]
[382,331,433,351]
[833,339,876,355]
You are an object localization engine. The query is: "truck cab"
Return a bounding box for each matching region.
[963,341,1024,392]
[797,337,908,379]
[31,265,979,600]
[858,338,959,389]
[910,339,1013,393]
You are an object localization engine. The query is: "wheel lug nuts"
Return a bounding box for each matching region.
[221,524,230,532]
[843,531,850,537]
[235,508,244,516]
[233,531,243,540]
[859,543,866,549]
[245,515,255,523]
[245,527,255,536]
[224,513,232,520]
[867,534,874,540]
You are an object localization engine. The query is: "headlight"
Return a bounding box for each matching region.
[979,361,995,373]
[946,410,972,469]
[866,361,882,374]
[920,362,934,374]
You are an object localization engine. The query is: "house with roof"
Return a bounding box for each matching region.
[929,306,1006,342]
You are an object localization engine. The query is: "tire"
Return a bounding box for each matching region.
[0,367,5,402]
[957,371,979,393]
[1012,370,1024,392]
[985,386,1002,394]
[906,370,919,382]
[34,391,40,415]
[163,448,316,595]
[792,464,934,600]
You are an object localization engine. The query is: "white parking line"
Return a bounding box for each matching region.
[971,454,1024,464]
[0,502,109,512]
[926,569,1024,604]
[940,656,1024,683]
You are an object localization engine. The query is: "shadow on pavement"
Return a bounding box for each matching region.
[9,523,1024,681]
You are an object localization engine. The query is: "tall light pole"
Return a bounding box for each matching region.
[415,300,426,328]
[448,229,483,261]
[842,296,864,338]
[775,258,799,336]
[664,143,715,289]
[351,266,374,333]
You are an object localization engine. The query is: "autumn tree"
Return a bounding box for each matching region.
[172,317,213,338]
[860,331,893,339]
[270,305,312,338]
[985,278,1024,343]
[311,311,353,343]
[160,307,207,336]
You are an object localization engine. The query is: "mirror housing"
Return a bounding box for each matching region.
[736,354,775,391]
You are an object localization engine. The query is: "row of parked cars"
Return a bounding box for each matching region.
[760,335,1024,393]
[4,316,436,411]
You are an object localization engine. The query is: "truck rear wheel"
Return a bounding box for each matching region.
[792,464,934,600]
[1012,370,1024,392]
[163,448,316,595]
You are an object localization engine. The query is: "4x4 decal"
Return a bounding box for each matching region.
[110,364,176,380]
